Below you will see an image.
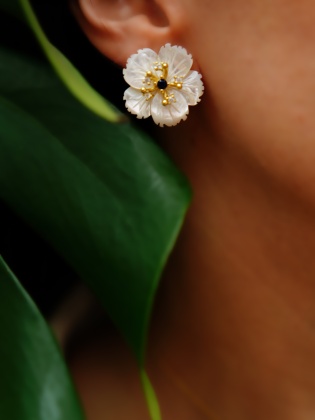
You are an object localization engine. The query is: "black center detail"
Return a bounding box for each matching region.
[157,79,168,90]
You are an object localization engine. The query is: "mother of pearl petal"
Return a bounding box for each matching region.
[151,89,189,127]
[123,48,158,89]
[158,44,193,81]
[123,87,152,119]
[181,71,204,106]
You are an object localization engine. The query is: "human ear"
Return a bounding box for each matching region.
[71,0,185,67]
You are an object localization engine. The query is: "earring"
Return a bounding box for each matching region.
[123,44,204,127]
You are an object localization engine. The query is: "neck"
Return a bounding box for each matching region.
[147,112,315,419]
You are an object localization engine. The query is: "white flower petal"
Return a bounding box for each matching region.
[158,44,193,80]
[151,89,189,127]
[123,87,152,119]
[181,71,204,105]
[123,48,158,89]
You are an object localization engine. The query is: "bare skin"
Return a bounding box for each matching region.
[70,0,315,418]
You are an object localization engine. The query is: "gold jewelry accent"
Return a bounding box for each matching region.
[140,62,182,106]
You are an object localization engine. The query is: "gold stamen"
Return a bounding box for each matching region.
[139,62,182,106]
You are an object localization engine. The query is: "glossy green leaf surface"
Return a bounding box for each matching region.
[0,44,191,364]
[0,255,84,420]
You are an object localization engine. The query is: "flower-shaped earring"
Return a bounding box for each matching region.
[123,44,204,127]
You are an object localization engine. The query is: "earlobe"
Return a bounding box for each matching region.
[71,0,184,67]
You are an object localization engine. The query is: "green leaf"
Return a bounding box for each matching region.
[141,370,162,420]
[0,45,191,365]
[0,255,84,420]
[16,0,121,123]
